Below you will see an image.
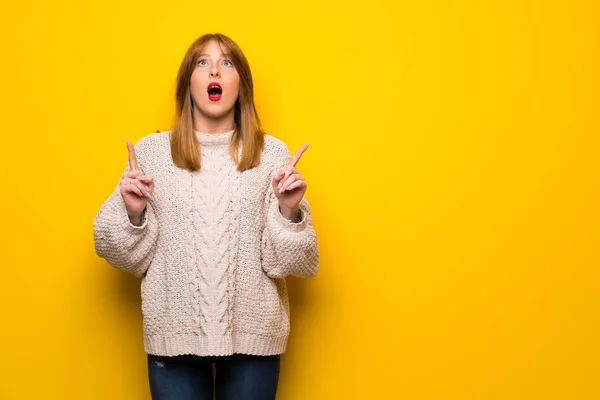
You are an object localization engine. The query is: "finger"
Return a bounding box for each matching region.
[124,180,145,197]
[125,169,142,179]
[138,182,151,197]
[276,166,296,187]
[126,140,139,172]
[285,180,306,192]
[280,173,303,192]
[132,178,151,197]
[124,178,151,197]
[277,168,298,191]
[288,143,309,167]
[138,175,155,193]
[137,175,154,184]
[272,170,286,188]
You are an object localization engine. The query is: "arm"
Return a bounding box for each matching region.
[92,143,159,277]
[261,168,320,279]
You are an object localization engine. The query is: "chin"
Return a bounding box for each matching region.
[197,102,235,119]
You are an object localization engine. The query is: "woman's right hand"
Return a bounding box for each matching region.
[120,140,155,225]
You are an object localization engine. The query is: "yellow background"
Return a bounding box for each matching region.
[1,0,598,399]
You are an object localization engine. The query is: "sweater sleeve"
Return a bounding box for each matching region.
[92,140,159,278]
[260,142,320,279]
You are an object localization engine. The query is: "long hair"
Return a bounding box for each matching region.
[170,33,265,172]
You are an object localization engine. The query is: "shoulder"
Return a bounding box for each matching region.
[133,131,170,157]
[262,134,291,167]
[132,131,171,169]
[135,130,170,151]
[264,134,289,152]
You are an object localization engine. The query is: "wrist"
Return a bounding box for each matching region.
[278,204,300,222]
[127,209,145,226]
[128,215,142,226]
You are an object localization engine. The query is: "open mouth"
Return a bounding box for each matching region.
[207,82,223,101]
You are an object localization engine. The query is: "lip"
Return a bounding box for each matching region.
[207,82,222,101]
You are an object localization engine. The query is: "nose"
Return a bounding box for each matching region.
[210,68,220,78]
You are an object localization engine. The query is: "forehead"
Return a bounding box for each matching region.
[200,41,228,57]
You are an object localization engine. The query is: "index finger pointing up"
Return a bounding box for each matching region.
[288,143,310,167]
[126,140,139,171]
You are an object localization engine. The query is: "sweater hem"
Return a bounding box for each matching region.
[144,332,288,357]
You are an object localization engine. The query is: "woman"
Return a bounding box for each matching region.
[93,33,319,399]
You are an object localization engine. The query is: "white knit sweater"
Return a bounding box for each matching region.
[93,130,319,357]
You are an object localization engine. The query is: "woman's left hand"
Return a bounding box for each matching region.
[272,143,310,222]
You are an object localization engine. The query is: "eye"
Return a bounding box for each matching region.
[197,59,208,67]
[222,60,233,67]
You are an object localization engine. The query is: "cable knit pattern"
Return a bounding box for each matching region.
[92,130,319,357]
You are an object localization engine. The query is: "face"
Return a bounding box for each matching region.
[190,40,240,123]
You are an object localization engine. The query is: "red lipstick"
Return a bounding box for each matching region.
[207,82,222,101]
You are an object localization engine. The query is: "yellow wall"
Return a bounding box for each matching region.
[1,0,598,398]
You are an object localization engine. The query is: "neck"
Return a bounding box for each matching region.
[193,107,235,134]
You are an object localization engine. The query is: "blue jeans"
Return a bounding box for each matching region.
[147,353,281,400]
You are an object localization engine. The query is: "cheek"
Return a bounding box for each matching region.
[227,73,240,99]
[190,72,205,98]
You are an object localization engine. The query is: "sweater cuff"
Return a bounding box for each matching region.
[271,200,308,232]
